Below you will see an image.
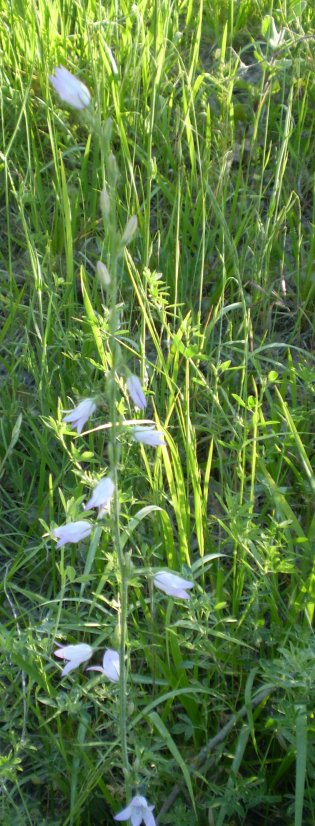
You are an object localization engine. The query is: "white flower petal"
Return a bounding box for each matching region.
[161,587,190,599]
[127,375,146,410]
[86,665,104,674]
[114,802,133,821]
[143,811,156,826]
[130,814,142,826]
[61,659,82,676]
[50,66,91,110]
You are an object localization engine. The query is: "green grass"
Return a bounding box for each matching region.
[1,1,315,824]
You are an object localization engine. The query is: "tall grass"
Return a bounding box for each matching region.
[0,1,315,824]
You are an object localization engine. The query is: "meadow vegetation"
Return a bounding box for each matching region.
[0,1,315,824]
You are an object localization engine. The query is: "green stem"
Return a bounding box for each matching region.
[101,133,130,792]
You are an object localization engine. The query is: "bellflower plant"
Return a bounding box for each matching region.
[47,63,197,822]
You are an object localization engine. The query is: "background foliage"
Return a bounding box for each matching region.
[0,1,315,824]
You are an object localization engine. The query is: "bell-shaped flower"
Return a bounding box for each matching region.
[54,643,93,676]
[133,426,165,447]
[154,571,194,600]
[63,398,96,434]
[49,66,91,110]
[114,794,156,826]
[127,375,146,410]
[87,648,120,682]
[85,475,115,517]
[53,520,92,548]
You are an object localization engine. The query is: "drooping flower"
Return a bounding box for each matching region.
[54,643,93,676]
[154,571,194,600]
[127,375,146,410]
[87,649,120,682]
[49,66,91,110]
[85,475,115,517]
[108,151,119,185]
[52,520,92,548]
[132,427,165,447]
[114,795,156,826]
[63,398,96,434]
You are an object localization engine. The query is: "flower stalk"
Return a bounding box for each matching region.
[101,134,130,792]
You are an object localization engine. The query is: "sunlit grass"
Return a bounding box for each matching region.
[1,1,315,824]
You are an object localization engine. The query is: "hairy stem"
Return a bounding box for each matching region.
[102,134,130,792]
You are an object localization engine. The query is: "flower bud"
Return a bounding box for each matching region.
[100,187,111,219]
[96,260,111,286]
[108,152,119,185]
[121,215,137,246]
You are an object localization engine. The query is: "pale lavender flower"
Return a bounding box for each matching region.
[127,375,146,410]
[154,571,194,600]
[54,643,93,676]
[49,66,91,110]
[87,649,120,682]
[114,795,156,826]
[132,427,165,447]
[85,475,115,517]
[53,520,92,548]
[63,398,96,434]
